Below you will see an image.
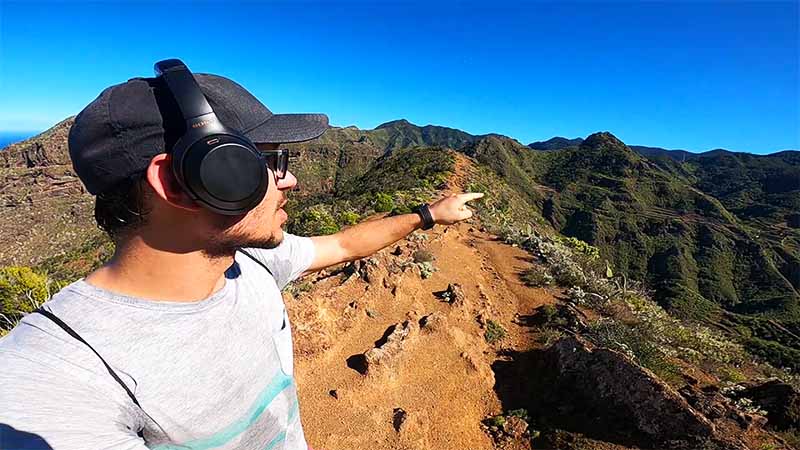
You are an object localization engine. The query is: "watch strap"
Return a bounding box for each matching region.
[414,204,435,230]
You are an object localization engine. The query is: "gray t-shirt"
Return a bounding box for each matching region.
[0,233,316,450]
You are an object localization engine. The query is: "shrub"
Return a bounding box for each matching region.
[373,192,395,213]
[537,328,565,346]
[412,249,434,264]
[778,429,800,449]
[555,236,600,259]
[507,408,530,422]
[485,415,506,427]
[520,268,553,287]
[291,205,340,236]
[285,280,313,296]
[588,318,681,382]
[717,366,747,384]
[485,320,507,344]
[338,211,360,227]
[417,261,436,279]
[1,266,54,334]
[1,266,51,316]
[539,304,558,324]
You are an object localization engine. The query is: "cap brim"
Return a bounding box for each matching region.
[244,113,329,144]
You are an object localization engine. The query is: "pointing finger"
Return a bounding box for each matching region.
[459,192,485,203]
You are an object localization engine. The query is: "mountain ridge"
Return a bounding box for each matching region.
[2,117,800,448]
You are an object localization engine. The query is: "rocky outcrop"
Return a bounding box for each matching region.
[488,336,757,448]
[361,320,418,375]
[548,336,716,443]
[0,118,73,169]
[738,379,800,431]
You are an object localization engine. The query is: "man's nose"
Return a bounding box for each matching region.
[277,170,297,191]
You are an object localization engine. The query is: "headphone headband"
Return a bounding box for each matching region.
[154,59,215,123]
[152,58,269,216]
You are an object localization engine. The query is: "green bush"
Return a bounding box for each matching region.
[417,261,436,279]
[290,205,340,236]
[486,415,506,427]
[507,408,530,422]
[338,211,360,226]
[373,192,395,213]
[539,304,558,324]
[520,268,553,287]
[745,337,800,370]
[588,319,681,382]
[1,266,54,334]
[555,235,601,260]
[1,266,51,315]
[485,320,507,344]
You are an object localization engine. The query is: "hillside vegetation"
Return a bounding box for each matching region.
[0,119,799,448]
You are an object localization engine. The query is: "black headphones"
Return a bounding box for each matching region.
[154,59,268,215]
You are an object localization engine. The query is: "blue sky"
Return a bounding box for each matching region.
[0,1,797,154]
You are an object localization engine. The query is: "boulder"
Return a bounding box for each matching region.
[547,336,715,442]
[739,379,800,431]
[362,320,418,374]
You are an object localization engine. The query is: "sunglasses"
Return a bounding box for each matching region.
[259,149,289,182]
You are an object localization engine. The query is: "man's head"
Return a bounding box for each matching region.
[70,62,328,257]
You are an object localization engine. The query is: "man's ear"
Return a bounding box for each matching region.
[146,154,202,212]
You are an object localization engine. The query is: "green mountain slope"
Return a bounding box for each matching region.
[1,118,798,369]
[463,132,800,368]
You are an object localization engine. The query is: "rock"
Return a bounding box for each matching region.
[501,415,528,439]
[419,312,447,333]
[362,321,418,374]
[739,379,800,431]
[547,336,715,442]
[679,383,766,431]
[434,283,465,306]
[392,408,407,432]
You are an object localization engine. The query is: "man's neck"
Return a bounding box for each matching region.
[85,236,233,303]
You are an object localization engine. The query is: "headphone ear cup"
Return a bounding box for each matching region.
[179,135,268,215]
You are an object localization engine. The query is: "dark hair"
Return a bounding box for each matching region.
[94,174,151,241]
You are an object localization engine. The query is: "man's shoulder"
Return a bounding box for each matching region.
[0,280,110,373]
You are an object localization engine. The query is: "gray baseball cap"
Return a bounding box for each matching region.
[68,74,328,195]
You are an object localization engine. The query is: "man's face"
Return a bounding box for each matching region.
[203,143,297,258]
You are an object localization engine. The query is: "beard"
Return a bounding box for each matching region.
[202,228,284,259]
[201,195,286,259]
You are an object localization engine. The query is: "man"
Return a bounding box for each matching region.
[0,61,482,449]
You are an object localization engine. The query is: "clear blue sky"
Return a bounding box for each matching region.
[1,1,797,154]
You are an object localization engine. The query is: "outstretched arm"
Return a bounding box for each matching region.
[303,193,484,276]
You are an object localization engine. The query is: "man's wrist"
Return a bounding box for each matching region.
[413,204,435,230]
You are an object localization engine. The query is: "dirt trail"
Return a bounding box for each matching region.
[286,155,560,449]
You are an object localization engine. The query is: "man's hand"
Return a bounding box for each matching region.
[429,192,485,225]
[304,192,485,276]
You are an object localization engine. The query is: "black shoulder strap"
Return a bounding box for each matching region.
[33,308,141,408]
[238,248,274,278]
[237,249,286,330]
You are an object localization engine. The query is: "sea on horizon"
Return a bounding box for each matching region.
[0,132,38,150]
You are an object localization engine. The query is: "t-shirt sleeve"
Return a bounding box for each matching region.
[241,232,316,290]
[0,350,148,450]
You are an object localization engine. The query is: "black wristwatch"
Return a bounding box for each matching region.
[413,203,435,230]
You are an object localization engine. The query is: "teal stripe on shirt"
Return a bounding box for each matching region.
[153,372,293,450]
[263,431,286,450]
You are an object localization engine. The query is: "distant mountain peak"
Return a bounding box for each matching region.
[375,119,413,129]
[528,136,584,151]
[581,131,627,150]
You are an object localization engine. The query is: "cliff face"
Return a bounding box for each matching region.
[0,118,101,268]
